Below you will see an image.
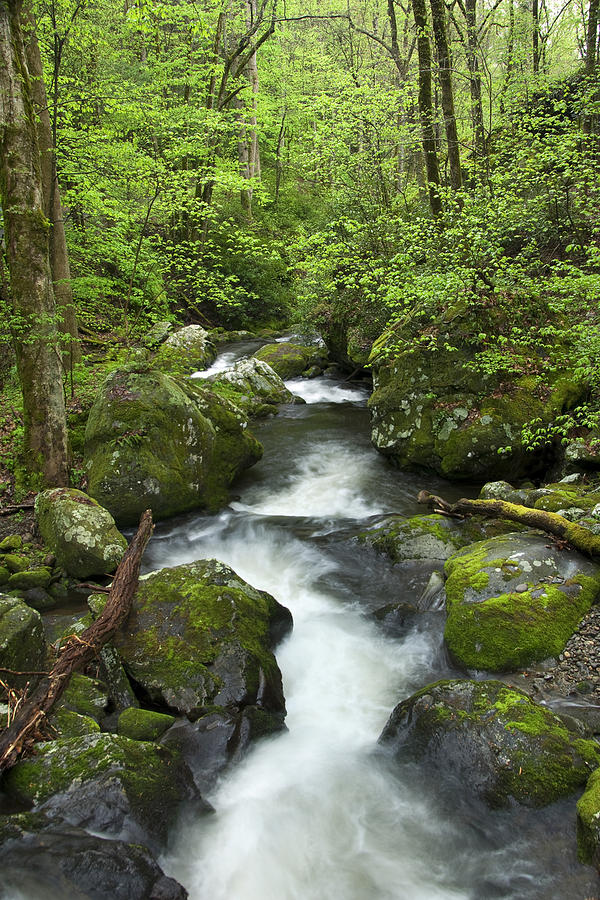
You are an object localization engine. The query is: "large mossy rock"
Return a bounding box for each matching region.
[2,732,202,851]
[368,323,584,481]
[111,559,292,721]
[84,365,262,524]
[0,595,46,689]
[153,324,216,375]
[577,767,600,865]
[0,818,188,900]
[379,679,600,808]
[209,357,295,418]
[35,488,127,578]
[443,533,600,672]
[253,341,327,378]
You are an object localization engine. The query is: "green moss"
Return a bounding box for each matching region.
[577,767,600,863]
[59,673,108,722]
[117,707,175,741]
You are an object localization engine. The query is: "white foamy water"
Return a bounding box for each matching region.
[284,377,368,404]
[191,349,240,380]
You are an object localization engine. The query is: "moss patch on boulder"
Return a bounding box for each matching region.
[443,533,600,672]
[117,707,175,741]
[253,342,325,378]
[0,595,46,689]
[153,325,216,376]
[111,559,292,721]
[380,679,600,808]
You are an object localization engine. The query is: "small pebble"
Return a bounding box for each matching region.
[515,584,528,593]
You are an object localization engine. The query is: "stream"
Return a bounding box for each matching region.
[138,343,599,900]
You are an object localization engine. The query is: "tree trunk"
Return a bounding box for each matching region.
[587,0,599,73]
[464,0,487,167]
[418,491,600,559]
[0,0,69,488]
[429,0,462,192]
[411,0,443,216]
[22,4,81,370]
[0,510,154,774]
[532,0,540,74]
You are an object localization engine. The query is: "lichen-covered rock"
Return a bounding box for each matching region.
[379,679,600,808]
[208,357,295,418]
[35,488,127,578]
[111,559,292,721]
[0,816,189,900]
[253,341,327,379]
[358,513,516,563]
[564,432,600,473]
[368,324,584,481]
[443,533,600,671]
[84,365,262,524]
[153,324,216,375]
[57,673,109,724]
[3,732,203,851]
[118,707,175,741]
[142,319,173,349]
[0,595,46,689]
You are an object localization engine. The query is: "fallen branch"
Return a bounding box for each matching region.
[0,502,35,517]
[0,509,153,774]
[417,491,600,560]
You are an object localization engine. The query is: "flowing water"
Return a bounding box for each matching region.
[141,356,600,900]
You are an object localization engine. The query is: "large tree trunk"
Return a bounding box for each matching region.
[22,4,81,369]
[411,0,443,216]
[464,0,487,168]
[429,0,462,192]
[587,0,599,73]
[0,0,69,487]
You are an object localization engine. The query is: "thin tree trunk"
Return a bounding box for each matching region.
[532,0,540,74]
[0,510,154,774]
[22,4,81,369]
[465,0,486,165]
[0,0,69,487]
[411,0,443,216]
[429,0,462,192]
[587,0,599,72]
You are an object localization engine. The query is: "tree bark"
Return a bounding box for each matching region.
[410,0,443,216]
[428,0,462,192]
[418,491,600,559]
[0,510,154,774]
[587,0,599,73]
[22,4,81,369]
[0,0,69,488]
[464,0,486,166]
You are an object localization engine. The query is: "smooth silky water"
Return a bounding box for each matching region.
[142,364,599,900]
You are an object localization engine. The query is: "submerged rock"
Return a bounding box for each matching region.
[443,532,600,672]
[110,559,292,721]
[35,488,127,578]
[84,365,262,524]
[380,679,600,808]
[253,341,327,378]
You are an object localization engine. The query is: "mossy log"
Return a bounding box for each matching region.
[0,509,153,774]
[417,491,600,559]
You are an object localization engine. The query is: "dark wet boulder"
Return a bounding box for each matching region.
[380,679,600,808]
[110,559,292,721]
[2,732,204,852]
[253,341,327,379]
[443,532,600,672]
[0,815,187,900]
[0,595,46,690]
[84,365,262,525]
[35,488,127,578]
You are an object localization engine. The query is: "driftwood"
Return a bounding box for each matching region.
[417,491,600,560]
[0,509,154,774]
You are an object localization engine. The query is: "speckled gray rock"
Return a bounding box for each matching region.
[0,595,46,689]
[209,356,295,417]
[35,488,127,578]
[154,325,216,375]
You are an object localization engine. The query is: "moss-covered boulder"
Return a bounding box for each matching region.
[0,595,46,689]
[379,679,600,808]
[35,488,128,578]
[118,707,175,741]
[358,513,517,563]
[208,357,296,418]
[577,767,600,864]
[84,365,262,524]
[253,341,327,379]
[0,817,188,900]
[153,324,216,375]
[57,673,109,723]
[2,732,203,851]
[368,323,584,481]
[443,533,600,672]
[111,559,292,721]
